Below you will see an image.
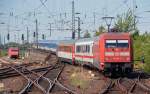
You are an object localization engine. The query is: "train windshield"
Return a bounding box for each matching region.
[117,40,129,48]
[105,40,117,48]
[105,40,129,48]
[12,49,18,51]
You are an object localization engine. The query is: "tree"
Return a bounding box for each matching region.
[115,9,138,32]
[94,25,105,36]
[132,29,139,39]
[83,31,91,38]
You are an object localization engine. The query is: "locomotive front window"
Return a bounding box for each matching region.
[105,40,129,48]
[12,50,18,51]
[105,40,117,48]
[117,40,129,48]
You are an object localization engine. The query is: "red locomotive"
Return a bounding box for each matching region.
[8,47,19,59]
[57,33,133,75]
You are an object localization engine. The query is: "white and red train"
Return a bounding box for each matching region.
[57,33,133,75]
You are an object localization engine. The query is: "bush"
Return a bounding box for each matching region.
[133,34,150,73]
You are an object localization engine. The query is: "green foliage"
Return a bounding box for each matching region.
[83,31,91,38]
[0,49,7,57]
[133,34,150,73]
[115,9,137,32]
[132,30,139,39]
[94,25,106,36]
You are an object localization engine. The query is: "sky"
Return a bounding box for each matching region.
[0,0,150,44]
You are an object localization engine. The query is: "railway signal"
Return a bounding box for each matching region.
[21,34,24,41]
[48,23,53,37]
[42,34,45,40]
[7,33,10,41]
[33,32,36,42]
[33,32,36,38]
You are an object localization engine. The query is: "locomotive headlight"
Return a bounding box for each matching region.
[105,52,114,56]
[120,52,130,56]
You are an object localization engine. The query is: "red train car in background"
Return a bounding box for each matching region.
[8,47,19,59]
[57,32,133,76]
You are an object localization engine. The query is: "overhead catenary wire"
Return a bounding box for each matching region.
[39,0,51,15]
[109,0,129,16]
[1,0,150,42]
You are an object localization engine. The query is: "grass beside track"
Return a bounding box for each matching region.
[69,67,91,90]
[0,49,7,57]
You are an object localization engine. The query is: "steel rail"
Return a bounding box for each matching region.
[55,80,77,94]
[18,80,31,94]
[128,73,150,94]
[18,65,51,94]
[10,65,47,94]
[0,64,30,75]
[19,63,60,94]
[0,65,54,79]
[99,79,116,94]
[116,78,128,93]
[48,64,65,93]
[19,63,75,94]
[36,63,77,94]
[127,73,140,94]
[19,65,55,94]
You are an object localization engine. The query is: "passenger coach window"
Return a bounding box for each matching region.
[86,45,90,52]
[117,40,129,48]
[76,45,90,53]
[105,40,117,48]
[76,46,80,52]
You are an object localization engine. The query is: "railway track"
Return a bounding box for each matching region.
[0,62,54,79]
[9,64,50,94]
[2,49,149,94]
[127,72,150,94]
[100,78,122,94]
[0,53,57,79]
[0,57,76,94]
[24,63,77,94]
[19,63,60,94]
[100,72,150,94]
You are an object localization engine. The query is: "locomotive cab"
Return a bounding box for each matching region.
[101,33,133,75]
